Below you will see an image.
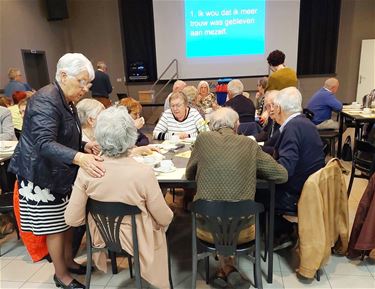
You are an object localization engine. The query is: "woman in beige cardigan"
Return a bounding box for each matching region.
[65,106,173,289]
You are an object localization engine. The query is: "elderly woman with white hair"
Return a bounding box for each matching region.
[186,107,287,287]
[153,91,208,140]
[9,53,106,289]
[196,80,218,115]
[65,106,173,289]
[77,98,105,142]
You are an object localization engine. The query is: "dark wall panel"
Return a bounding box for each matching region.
[119,0,157,82]
[46,0,69,21]
[297,0,341,75]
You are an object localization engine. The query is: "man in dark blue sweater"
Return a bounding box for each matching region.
[272,87,325,213]
[224,79,255,123]
[306,78,342,130]
[90,61,113,108]
[256,87,325,249]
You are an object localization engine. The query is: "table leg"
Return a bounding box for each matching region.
[337,112,344,158]
[267,183,275,283]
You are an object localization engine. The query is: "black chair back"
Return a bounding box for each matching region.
[347,140,375,196]
[303,108,314,121]
[85,199,142,289]
[238,122,261,136]
[86,199,141,253]
[191,199,265,288]
[191,199,264,257]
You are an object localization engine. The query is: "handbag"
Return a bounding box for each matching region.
[342,136,353,161]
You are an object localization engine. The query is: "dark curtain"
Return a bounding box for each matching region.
[118,0,157,82]
[297,0,341,75]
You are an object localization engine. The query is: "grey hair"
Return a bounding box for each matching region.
[172,80,187,92]
[182,86,198,104]
[197,81,209,92]
[274,87,302,114]
[207,107,239,131]
[94,106,138,158]
[76,98,105,126]
[55,53,95,83]
[264,90,279,104]
[96,61,107,70]
[227,79,244,96]
[324,78,339,90]
[169,91,188,106]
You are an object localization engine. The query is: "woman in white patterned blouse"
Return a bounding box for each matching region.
[153,91,208,140]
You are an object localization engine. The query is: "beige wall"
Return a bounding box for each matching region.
[0,0,69,88]
[335,0,375,104]
[1,0,374,106]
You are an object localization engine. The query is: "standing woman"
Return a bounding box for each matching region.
[9,53,105,289]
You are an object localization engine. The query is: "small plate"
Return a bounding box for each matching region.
[154,166,176,173]
[0,146,15,153]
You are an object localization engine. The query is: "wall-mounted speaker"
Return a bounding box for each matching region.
[46,0,69,21]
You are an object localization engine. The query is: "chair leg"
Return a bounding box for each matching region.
[172,188,175,203]
[127,255,133,278]
[192,216,198,289]
[167,242,174,289]
[315,269,321,281]
[205,256,209,284]
[255,216,263,289]
[10,211,20,240]
[108,250,118,274]
[347,168,355,197]
[85,230,93,289]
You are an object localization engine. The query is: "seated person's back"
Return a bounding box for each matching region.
[306,78,342,128]
[65,106,173,289]
[224,79,255,123]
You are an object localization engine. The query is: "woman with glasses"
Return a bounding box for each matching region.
[255,77,268,116]
[196,80,218,115]
[9,53,106,289]
[77,98,105,142]
[119,97,150,146]
[153,91,208,140]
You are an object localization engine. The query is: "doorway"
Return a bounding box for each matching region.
[21,49,50,90]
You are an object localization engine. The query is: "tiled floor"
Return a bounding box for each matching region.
[1,161,374,289]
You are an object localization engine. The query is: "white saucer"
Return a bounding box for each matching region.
[154,166,176,173]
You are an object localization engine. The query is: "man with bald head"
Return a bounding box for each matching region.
[164,80,187,110]
[306,78,342,129]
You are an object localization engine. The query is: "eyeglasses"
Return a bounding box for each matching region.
[171,103,184,109]
[69,75,92,89]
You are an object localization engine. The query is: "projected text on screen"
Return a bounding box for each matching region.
[185,0,266,58]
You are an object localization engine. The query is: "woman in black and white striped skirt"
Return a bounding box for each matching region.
[9,53,106,289]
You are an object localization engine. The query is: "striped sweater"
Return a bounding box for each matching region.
[153,107,208,140]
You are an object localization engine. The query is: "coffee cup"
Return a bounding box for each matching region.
[363,108,372,114]
[160,160,174,170]
[143,155,155,164]
[351,102,361,109]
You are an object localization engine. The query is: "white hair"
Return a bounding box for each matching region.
[274,87,302,114]
[172,80,187,92]
[55,53,95,83]
[94,106,138,157]
[207,107,239,131]
[264,90,279,105]
[197,81,209,91]
[227,79,244,96]
[76,98,105,126]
